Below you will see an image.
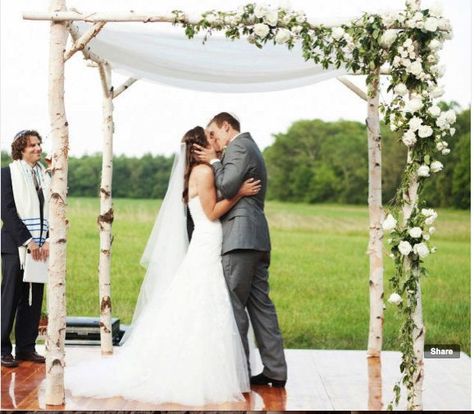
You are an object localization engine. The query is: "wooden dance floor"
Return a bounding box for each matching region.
[1,346,470,411]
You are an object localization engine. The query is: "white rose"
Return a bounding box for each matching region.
[382,213,397,232]
[254,5,267,19]
[406,18,416,29]
[436,115,450,130]
[402,130,417,146]
[393,56,401,67]
[291,25,302,34]
[408,61,423,76]
[425,214,437,225]
[429,226,436,234]
[331,27,345,41]
[429,2,443,18]
[445,109,457,124]
[394,83,408,96]
[449,127,456,136]
[429,39,441,50]
[380,30,398,48]
[275,28,292,44]
[428,105,441,117]
[436,141,444,151]
[405,96,424,113]
[296,12,306,24]
[423,234,430,240]
[413,242,430,258]
[421,208,438,219]
[382,12,397,27]
[264,10,279,26]
[416,20,425,29]
[413,12,424,21]
[388,293,403,305]
[430,160,443,173]
[398,241,412,256]
[254,23,270,38]
[205,13,217,24]
[438,18,451,31]
[431,85,445,98]
[442,148,451,155]
[425,17,439,32]
[418,125,433,138]
[417,165,430,177]
[409,227,423,238]
[408,116,423,131]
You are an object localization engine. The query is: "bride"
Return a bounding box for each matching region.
[64,126,261,406]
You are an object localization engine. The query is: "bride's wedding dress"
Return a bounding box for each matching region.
[64,195,250,406]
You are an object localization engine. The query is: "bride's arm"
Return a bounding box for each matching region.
[196,165,260,221]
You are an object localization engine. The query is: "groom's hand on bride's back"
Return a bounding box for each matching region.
[193,144,217,163]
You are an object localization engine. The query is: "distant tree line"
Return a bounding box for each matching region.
[1,105,469,209]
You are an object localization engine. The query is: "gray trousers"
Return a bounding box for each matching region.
[222,249,287,381]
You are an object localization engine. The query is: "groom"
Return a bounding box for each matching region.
[194,112,287,387]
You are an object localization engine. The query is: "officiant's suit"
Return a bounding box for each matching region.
[1,167,45,359]
[212,132,287,382]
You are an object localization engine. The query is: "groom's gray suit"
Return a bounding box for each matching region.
[212,132,287,381]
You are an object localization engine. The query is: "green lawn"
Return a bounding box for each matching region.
[62,198,470,354]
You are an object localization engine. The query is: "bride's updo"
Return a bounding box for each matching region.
[182,126,209,203]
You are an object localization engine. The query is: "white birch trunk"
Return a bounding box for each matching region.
[45,0,68,406]
[402,151,424,411]
[366,69,384,357]
[97,62,114,354]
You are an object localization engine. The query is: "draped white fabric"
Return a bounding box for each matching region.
[77,22,349,92]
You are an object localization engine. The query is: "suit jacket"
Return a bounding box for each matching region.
[1,167,33,254]
[212,132,271,254]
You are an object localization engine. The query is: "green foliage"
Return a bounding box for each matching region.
[262,107,470,209]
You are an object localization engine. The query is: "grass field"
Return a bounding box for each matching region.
[62,197,470,354]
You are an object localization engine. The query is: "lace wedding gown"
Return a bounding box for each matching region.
[64,195,250,406]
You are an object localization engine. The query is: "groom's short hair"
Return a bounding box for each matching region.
[208,112,240,132]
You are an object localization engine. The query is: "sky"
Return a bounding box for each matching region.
[0,0,471,157]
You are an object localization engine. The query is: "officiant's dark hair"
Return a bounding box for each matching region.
[208,112,240,132]
[11,130,42,160]
[182,126,209,204]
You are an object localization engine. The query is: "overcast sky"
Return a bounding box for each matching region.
[1,0,471,157]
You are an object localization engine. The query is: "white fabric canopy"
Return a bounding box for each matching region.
[78,22,349,93]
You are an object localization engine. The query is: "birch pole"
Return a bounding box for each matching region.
[366,68,384,358]
[401,162,424,410]
[97,62,114,354]
[45,0,69,405]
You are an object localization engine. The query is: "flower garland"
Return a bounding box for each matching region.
[172,1,453,409]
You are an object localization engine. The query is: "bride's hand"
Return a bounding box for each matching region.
[238,178,261,197]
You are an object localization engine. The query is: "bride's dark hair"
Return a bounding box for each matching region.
[182,126,209,204]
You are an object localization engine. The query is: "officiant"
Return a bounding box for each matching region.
[1,130,50,368]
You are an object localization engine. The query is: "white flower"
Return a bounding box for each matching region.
[291,25,302,34]
[442,148,451,155]
[296,12,306,24]
[381,11,397,26]
[431,85,445,98]
[429,39,441,50]
[380,30,398,48]
[275,28,292,44]
[428,105,441,117]
[409,227,423,238]
[393,56,401,67]
[429,2,443,17]
[401,58,411,67]
[405,0,418,8]
[413,242,430,258]
[388,293,403,305]
[422,209,438,225]
[430,160,443,173]
[423,234,430,240]
[264,9,279,26]
[394,83,408,96]
[331,27,345,41]
[389,253,395,259]
[429,226,436,234]
[431,246,437,253]
[417,165,430,177]
[382,213,397,232]
[450,127,456,136]
[436,115,450,130]
[445,109,457,124]
[406,18,416,29]
[205,13,217,24]
[438,17,451,31]
[413,12,424,21]
[405,96,424,113]
[408,61,423,76]
[436,141,444,151]
[254,5,267,19]
[398,241,412,256]
[408,116,423,131]
[425,17,439,32]
[418,125,433,138]
[402,130,417,146]
[433,64,446,77]
[416,20,425,29]
[254,23,270,38]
